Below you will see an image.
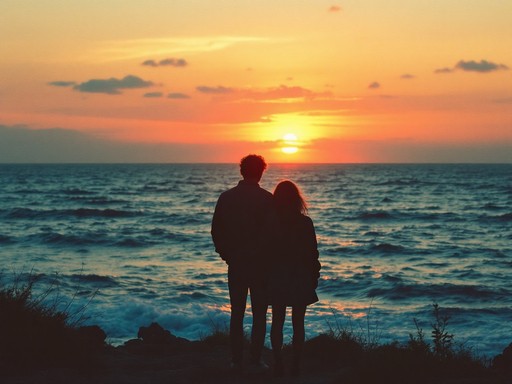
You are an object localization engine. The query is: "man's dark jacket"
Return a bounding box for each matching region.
[211,180,274,272]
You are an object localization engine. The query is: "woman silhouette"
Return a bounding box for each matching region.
[269,180,320,377]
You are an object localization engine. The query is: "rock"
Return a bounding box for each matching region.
[493,342,512,372]
[137,322,187,345]
[77,325,107,348]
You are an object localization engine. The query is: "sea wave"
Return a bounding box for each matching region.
[367,283,508,301]
[70,274,118,287]
[494,213,512,222]
[375,178,425,186]
[67,196,129,205]
[3,207,141,220]
[352,210,470,223]
[60,188,97,195]
[368,243,407,254]
[356,211,394,220]
[481,203,504,211]
[115,238,154,247]
[0,234,13,244]
[22,230,165,248]
[29,232,108,246]
[71,208,141,218]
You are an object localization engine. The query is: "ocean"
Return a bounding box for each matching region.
[0,163,511,357]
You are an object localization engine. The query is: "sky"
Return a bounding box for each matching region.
[1,0,511,163]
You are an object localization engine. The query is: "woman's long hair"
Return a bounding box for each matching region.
[273,180,308,216]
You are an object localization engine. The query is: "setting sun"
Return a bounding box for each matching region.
[281,133,299,154]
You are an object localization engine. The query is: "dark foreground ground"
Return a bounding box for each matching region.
[2,323,511,384]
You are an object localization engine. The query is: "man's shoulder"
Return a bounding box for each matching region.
[218,182,243,196]
[260,187,273,197]
[222,182,272,196]
[255,186,273,203]
[219,185,237,196]
[217,183,273,208]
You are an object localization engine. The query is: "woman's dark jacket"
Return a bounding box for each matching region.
[268,212,320,306]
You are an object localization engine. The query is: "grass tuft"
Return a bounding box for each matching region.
[311,302,494,383]
[201,316,230,347]
[0,273,104,373]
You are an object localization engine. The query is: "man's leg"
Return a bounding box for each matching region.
[248,282,268,364]
[228,267,248,366]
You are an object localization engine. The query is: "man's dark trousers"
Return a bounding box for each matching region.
[228,264,268,365]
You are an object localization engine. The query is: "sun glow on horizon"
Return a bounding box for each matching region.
[281,133,299,154]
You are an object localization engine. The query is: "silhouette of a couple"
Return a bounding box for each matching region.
[211,154,321,377]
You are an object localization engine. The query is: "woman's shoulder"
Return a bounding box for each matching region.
[298,214,315,229]
[299,213,313,223]
[277,213,314,231]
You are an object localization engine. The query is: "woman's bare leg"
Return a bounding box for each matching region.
[271,305,286,376]
[291,305,307,376]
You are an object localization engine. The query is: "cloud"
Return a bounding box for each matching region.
[492,97,512,104]
[143,92,164,98]
[48,81,77,87]
[168,93,190,99]
[73,75,154,95]
[142,60,158,67]
[4,124,509,163]
[434,67,454,74]
[329,5,342,12]
[400,74,415,79]
[195,84,331,101]
[312,137,512,163]
[455,59,509,73]
[0,125,252,163]
[142,58,188,67]
[196,86,234,94]
[239,85,332,101]
[368,82,381,89]
[435,59,509,74]
[160,58,187,67]
[95,36,271,61]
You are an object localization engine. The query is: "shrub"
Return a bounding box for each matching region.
[0,274,104,372]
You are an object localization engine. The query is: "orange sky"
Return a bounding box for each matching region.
[1,1,511,163]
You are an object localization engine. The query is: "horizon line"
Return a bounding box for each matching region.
[1,161,511,165]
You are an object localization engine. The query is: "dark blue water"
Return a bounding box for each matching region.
[0,163,510,357]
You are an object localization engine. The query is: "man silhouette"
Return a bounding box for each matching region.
[211,154,273,370]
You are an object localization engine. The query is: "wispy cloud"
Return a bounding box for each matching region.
[48,81,77,87]
[435,59,509,74]
[400,74,415,79]
[142,58,188,68]
[239,85,332,102]
[196,86,235,94]
[168,93,190,99]
[195,84,332,102]
[143,92,164,98]
[95,36,272,61]
[74,75,154,95]
[434,67,454,74]
[368,82,381,89]
[328,5,342,12]
[492,97,512,104]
